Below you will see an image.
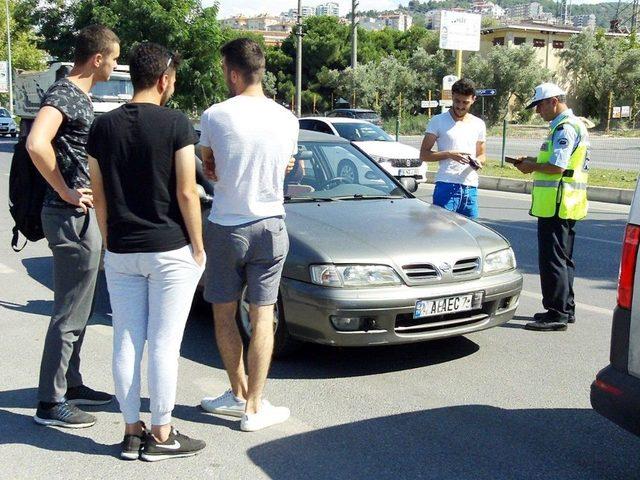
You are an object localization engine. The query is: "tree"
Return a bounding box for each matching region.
[32,0,226,112]
[560,30,640,128]
[0,0,46,71]
[465,45,551,124]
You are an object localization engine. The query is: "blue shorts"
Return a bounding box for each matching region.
[432,182,479,219]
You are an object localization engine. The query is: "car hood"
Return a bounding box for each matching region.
[353,141,420,159]
[283,198,510,282]
[0,118,14,125]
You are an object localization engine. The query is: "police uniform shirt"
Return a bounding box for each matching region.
[547,109,580,169]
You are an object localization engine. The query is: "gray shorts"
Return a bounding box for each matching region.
[203,217,289,306]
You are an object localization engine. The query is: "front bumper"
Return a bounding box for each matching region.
[280,269,522,347]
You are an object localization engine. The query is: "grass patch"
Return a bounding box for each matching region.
[425,160,638,189]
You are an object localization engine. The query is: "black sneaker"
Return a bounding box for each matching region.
[140,428,206,462]
[524,318,568,331]
[34,401,96,428]
[534,311,575,324]
[121,422,148,461]
[66,385,113,406]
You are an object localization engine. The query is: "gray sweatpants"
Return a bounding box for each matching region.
[37,206,102,403]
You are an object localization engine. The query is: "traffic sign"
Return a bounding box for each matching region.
[476,89,497,97]
[421,100,439,108]
[439,99,453,107]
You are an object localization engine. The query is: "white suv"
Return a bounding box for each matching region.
[591,182,640,436]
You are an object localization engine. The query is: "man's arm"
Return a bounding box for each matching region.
[175,144,205,266]
[419,133,470,164]
[475,141,486,167]
[200,146,217,181]
[515,125,576,175]
[26,106,93,212]
[88,155,108,247]
[515,160,564,175]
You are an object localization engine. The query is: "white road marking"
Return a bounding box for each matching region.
[520,289,613,316]
[0,262,15,274]
[482,222,622,246]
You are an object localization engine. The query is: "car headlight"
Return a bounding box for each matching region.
[310,264,402,287]
[369,154,389,164]
[483,248,516,274]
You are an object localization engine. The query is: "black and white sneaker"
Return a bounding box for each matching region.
[34,401,96,428]
[65,385,113,406]
[140,428,206,462]
[121,422,148,460]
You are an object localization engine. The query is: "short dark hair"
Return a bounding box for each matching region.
[452,78,476,97]
[74,25,119,64]
[129,42,181,91]
[221,38,265,84]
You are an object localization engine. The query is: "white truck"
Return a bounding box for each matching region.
[13,61,132,136]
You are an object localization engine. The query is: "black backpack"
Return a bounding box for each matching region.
[9,137,46,251]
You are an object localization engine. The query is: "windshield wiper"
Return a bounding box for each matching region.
[333,194,405,201]
[284,196,339,203]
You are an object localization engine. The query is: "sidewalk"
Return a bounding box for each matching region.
[422,171,634,205]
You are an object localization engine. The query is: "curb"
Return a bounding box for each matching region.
[423,172,633,205]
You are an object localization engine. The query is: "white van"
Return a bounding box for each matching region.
[591,182,640,436]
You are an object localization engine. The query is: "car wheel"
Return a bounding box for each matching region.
[337,159,359,183]
[236,286,300,358]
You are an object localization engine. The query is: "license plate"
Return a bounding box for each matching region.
[414,293,474,319]
[398,169,416,176]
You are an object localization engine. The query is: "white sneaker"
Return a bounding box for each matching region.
[200,389,246,418]
[240,400,290,432]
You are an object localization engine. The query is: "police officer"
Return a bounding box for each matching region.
[513,83,589,331]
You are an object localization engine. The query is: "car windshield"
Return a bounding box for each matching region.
[332,123,393,142]
[90,78,133,100]
[356,112,380,121]
[284,141,407,201]
[0,108,10,117]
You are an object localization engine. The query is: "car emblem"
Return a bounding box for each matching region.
[406,159,411,167]
[439,262,452,273]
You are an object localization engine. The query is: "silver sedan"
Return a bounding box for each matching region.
[199,130,522,357]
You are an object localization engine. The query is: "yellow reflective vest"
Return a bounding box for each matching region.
[530,116,589,220]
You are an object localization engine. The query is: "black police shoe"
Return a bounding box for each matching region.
[524,317,568,332]
[533,311,575,324]
[34,401,96,428]
[140,427,206,462]
[66,385,113,406]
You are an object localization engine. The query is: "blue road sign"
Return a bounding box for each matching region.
[476,89,497,97]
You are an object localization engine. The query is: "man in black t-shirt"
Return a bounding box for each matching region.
[27,25,120,429]
[87,42,206,461]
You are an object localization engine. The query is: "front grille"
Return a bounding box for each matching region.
[453,257,480,276]
[402,263,438,281]
[395,310,488,334]
[391,158,421,168]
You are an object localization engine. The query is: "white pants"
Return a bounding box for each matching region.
[105,245,204,426]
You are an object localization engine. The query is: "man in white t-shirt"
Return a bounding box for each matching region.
[198,38,299,432]
[419,78,486,219]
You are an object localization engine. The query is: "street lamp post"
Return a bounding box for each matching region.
[5,0,12,115]
[351,0,358,70]
[295,0,302,117]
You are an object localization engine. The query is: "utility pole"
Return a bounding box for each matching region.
[295,0,303,117]
[5,0,12,115]
[351,0,358,70]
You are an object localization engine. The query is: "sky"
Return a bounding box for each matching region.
[204,0,625,19]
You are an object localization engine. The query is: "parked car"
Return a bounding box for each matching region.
[0,108,17,137]
[326,108,383,126]
[591,182,640,437]
[197,130,522,357]
[299,117,428,186]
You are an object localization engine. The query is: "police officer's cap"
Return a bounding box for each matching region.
[526,83,566,109]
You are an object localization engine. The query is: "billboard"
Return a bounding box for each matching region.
[0,61,8,93]
[439,11,482,52]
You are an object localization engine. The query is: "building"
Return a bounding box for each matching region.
[572,14,596,29]
[246,15,281,31]
[481,23,626,74]
[283,5,315,19]
[471,1,505,19]
[506,2,544,20]
[220,15,248,29]
[316,2,339,17]
[379,12,413,31]
[360,17,386,31]
[267,21,295,32]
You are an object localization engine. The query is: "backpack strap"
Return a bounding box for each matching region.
[11,226,27,252]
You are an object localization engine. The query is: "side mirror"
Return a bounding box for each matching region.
[294,150,313,161]
[364,171,379,180]
[399,177,418,193]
